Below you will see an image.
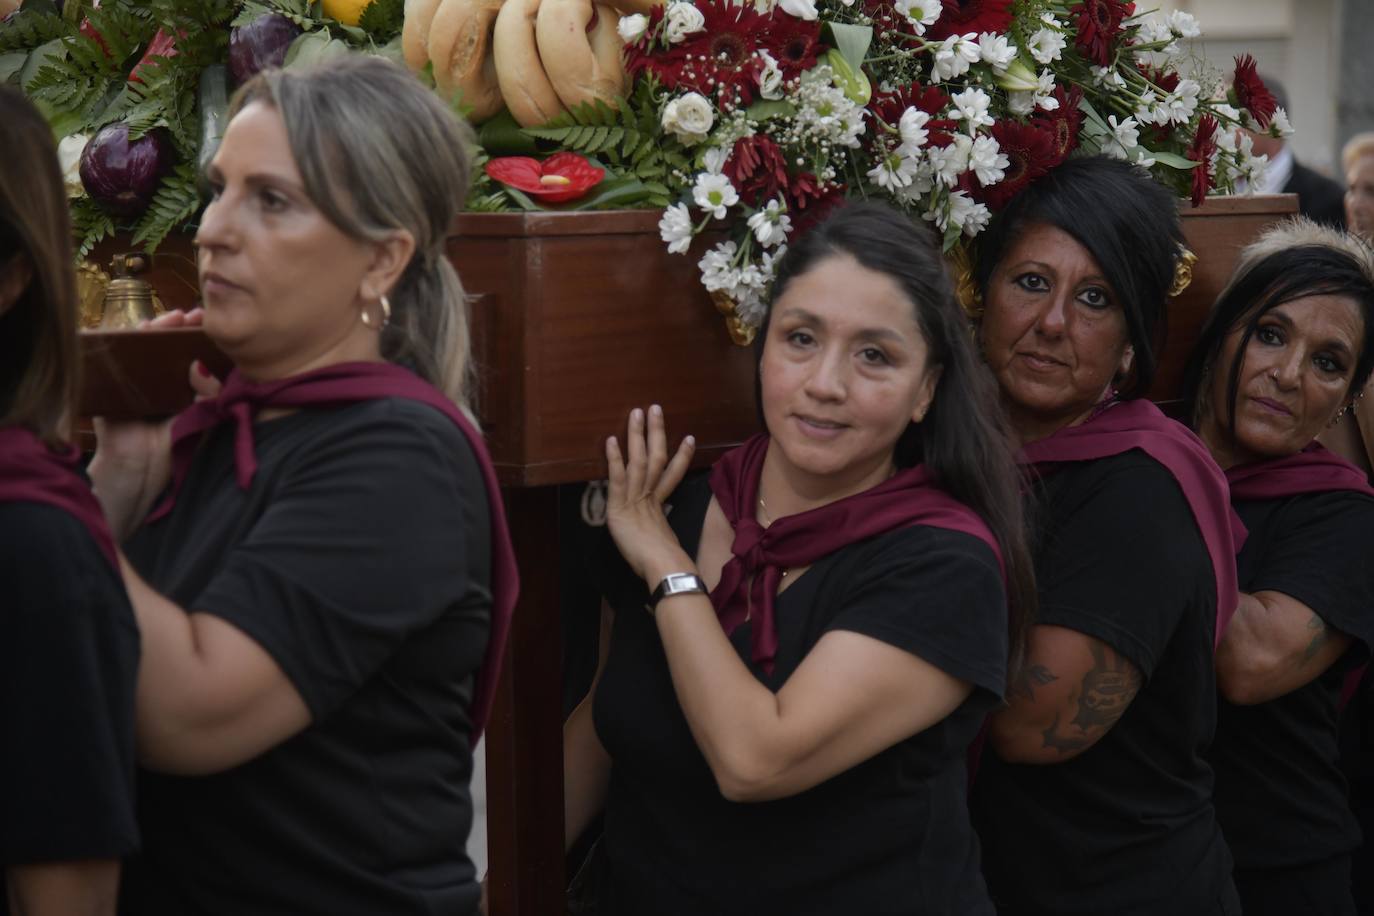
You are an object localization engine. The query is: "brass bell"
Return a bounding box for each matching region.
[99,252,163,328]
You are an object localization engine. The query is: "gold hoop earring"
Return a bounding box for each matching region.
[360,294,391,331]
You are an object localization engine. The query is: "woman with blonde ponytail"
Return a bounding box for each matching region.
[88,55,516,916]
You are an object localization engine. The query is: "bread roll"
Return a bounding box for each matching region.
[493,0,567,127]
[536,0,627,111]
[401,0,445,71]
[428,0,506,123]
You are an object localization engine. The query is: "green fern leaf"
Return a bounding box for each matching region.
[0,10,71,53]
[71,198,117,263]
[130,162,202,251]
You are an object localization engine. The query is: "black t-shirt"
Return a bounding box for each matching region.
[0,502,139,905]
[592,474,1009,916]
[1210,489,1374,869]
[972,451,1236,916]
[121,398,491,916]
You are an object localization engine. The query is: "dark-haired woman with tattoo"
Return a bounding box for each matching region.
[968,157,1242,915]
[1181,218,1374,916]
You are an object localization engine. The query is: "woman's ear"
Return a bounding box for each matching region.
[911,363,944,424]
[0,254,33,318]
[1117,343,1135,378]
[358,229,416,302]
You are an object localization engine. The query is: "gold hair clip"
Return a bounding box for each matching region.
[1169,246,1197,299]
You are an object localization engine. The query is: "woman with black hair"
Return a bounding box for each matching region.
[1180,218,1374,916]
[968,156,1241,915]
[0,87,138,915]
[561,201,1034,915]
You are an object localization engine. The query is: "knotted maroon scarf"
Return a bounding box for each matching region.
[0,426,118,571]
[146,361,518,745]
[708,433,1004,675]
[1226,443,1374,501]
[1019,398,1244,646]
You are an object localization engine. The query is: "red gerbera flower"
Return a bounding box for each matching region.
[788,177,846,236]
[868,83,950,127]
[627,0,765,108]
[1137,63,1180,95]
[1232,54,1278,128]
[724,135,791,207]
[1185,115,1219,207]
[623,6,667,77]
[927,0,1015,41]
[761,11,823,81]
[1070,0,1134,67]
[1032,84,1083,164]
[979,121,1055,210]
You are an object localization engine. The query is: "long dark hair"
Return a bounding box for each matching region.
[759,201,1036,665]
[1180,218,1374,436]
[0,86,79,445]
[974,155,1184,398]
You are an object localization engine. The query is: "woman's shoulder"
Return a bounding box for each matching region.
[0,502,127,604]
[294,395,482,476]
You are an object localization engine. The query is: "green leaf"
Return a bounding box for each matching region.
[1149,150,1201,170]
[71,196,117,262]
[0,9,69,53]
[822,48,870,105]
[130,161,203,251]
[744,98,796,121]
[0,50,28,83]
[824,21,872,73]
[476,107,540,155]
[357,0,404,41]
[284,28,348,67]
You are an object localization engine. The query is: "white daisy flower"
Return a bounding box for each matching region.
[693,173,739,219]
[658,202,694,254]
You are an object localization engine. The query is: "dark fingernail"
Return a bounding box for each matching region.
[195,360,212,378]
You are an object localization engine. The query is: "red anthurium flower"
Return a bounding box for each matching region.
[1186,115,1219,207]
[484,152,604,203]
[131,29,183,84]
[1232,54,1278,128]
[927,0,1015,42]
[1070,0,1134,67]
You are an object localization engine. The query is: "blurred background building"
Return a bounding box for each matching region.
[1155,0,1373,178]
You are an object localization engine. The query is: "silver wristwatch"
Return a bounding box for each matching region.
[649,572,708,614]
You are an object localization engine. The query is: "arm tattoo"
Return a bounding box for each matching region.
[1070,642,1142,733]
[1040,642,1142,754]
[1301,613,1330,663]
[1010,664,1059,702]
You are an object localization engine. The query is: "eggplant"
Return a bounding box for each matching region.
[79,123,173,218]
[228,13,301,86]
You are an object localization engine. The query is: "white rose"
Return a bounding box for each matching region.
[757,49,785,100]
[778,0,817,20]
[662,92,715,145]
[663,1,705,43]
[57,134,90,198]
[617,13,648,43]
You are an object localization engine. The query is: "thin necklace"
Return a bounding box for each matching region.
[756,495,788,579]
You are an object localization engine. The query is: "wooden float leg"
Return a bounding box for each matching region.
[486,485,566,916]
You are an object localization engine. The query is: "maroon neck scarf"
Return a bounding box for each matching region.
[1019,398,1244,647]
[709,433,1004,675]
[0,426,118,570]
[1226,443,1374,502]
[146,361,518,745]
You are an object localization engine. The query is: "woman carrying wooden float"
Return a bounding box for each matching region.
[562,202,1035,914]
[0,87,138,916]
[87,56,516,915]
[968,156,1243,915]
[1179,219,1374,916]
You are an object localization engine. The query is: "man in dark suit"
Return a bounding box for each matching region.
[1246,74,1346,228]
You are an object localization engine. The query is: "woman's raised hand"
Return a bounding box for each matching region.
[604,404,696,582]
[89,310,218,538]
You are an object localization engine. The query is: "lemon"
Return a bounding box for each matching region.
[322,0,371,26]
